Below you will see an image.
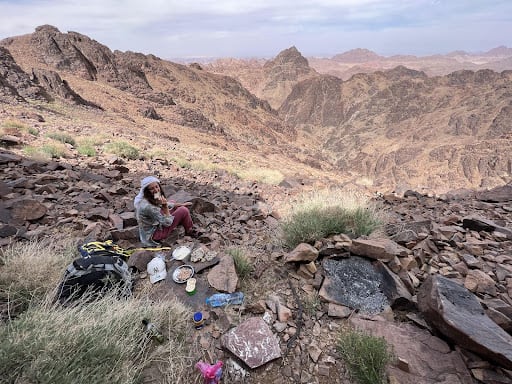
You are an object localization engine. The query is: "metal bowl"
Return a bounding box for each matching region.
[172,265,194,283]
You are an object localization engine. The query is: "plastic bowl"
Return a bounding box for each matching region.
[172,246,191,261]
[172,265,194,283]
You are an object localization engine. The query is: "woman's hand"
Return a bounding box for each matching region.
[157,196,168,206]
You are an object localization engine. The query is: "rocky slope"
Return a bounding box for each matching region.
[2,147,512,383]
[207,46,512,194]
[280,67,512,193]
[0,25,291,144]
[2,26,512,195]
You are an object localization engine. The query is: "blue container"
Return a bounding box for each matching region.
[193,312,204,329]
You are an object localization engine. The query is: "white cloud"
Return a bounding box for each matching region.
[0,0,510,58]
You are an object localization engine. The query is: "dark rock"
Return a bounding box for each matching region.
[0,151,22,164]
[373,261,414,309]
[477,185,512,203]
[319,257,389,314]
[0,180,12,197]
[462,216,512,240]
[418,275,512,369]
[141,106,162,120]
[0,224,17,237]
[351,317,473,384]
[110,226,139,241]
[31,68,101,108]
[11,199,47,221]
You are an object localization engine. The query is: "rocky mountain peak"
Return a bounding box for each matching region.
[264,46,310,70]
[382,65,427,79]
[34,24,61,34]
[260,46,316,109]
[485,45,512,56]
[332,48,382,63]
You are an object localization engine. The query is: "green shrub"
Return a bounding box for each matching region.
[303,291,321,316]
[41,143,67,158]
[77,143,97,157]
[46,132,76,146]
[1,120,27,134]
[171,157,192,169]
[104,141,140,160]
[227,248,253,280]
[23,143,68,159]
[280,189,383,248]
[27,127,39,136]
[337,327,393,384]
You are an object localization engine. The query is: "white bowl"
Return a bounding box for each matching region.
[172,246,191,261]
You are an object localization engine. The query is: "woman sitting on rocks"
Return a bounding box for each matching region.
[134,176,198,246]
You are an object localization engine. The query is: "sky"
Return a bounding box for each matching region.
[0,0,511,60]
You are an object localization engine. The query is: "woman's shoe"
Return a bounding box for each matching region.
[185,229,200,238]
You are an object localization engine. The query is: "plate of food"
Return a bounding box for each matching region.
[172,246,191,261]
[172,265,194,283]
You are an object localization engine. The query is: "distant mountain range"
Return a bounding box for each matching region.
[1,26,511,194]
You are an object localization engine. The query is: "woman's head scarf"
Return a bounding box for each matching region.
[134,176,160,211]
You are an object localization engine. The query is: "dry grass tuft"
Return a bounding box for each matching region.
[280,188,384,248]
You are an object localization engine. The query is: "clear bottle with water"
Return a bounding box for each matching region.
[205,292,244,307]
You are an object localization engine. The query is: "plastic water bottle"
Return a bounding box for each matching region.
[205,292,244,307]
[142,319,165,343]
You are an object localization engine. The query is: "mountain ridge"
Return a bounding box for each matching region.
[1,25,511,195]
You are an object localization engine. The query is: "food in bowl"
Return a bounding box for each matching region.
[172,265,194,283]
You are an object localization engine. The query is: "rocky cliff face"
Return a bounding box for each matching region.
[0,25,290,142]
[0,47,50,103]
[1,26,511,195]
[279,66,512,193]
[259,46,317,109]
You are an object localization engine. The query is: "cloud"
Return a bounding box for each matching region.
[0,0,510,58]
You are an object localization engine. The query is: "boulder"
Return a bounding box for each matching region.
[319,257,389,314]
[284,243,318,263]
[351,317,473,384]
[221,317,281,368]
[418,275,512,369]
[11,199,47,221]
[207,254,238,293]
[350,238,410,261]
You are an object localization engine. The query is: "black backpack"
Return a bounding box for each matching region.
[77,240,131,260]
[55,242,133,303]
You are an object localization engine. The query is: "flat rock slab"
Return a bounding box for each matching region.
[207,255,238,293]
[477,184,512,202]
[221,317,281,368]
[319,256,389,314]
[418,274,512,370]
[11,199,47,221]
[350,317,473,384]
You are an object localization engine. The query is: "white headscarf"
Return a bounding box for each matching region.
[134,176,160,211]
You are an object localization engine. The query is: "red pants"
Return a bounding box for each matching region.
[152,206,193,241]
